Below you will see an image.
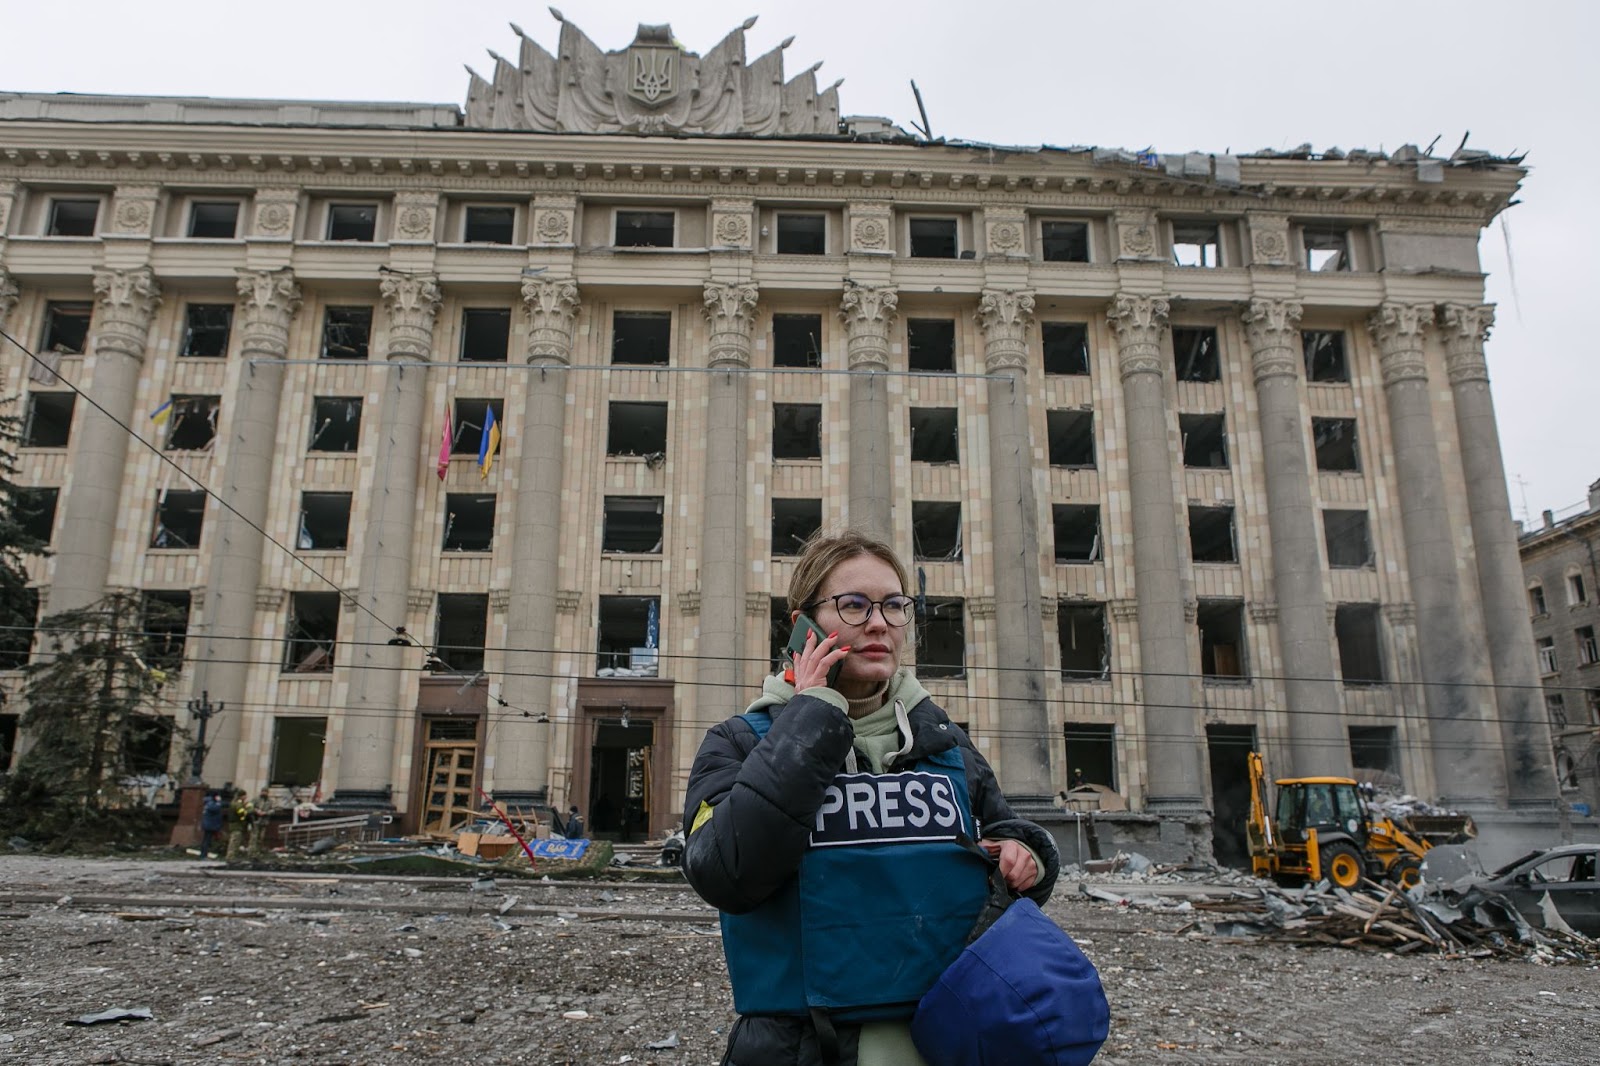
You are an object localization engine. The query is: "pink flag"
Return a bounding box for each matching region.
[437,405,452,481]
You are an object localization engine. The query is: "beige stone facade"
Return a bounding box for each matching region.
[0,21,1561,848]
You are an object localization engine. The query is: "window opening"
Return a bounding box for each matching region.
[309,397,362,452]
[772,498,822,556]
[907,319,956,373]
[1548,693,1569,729]
[188,201,239,239]
[151,490,206,549]
[163,395,221,451]
[612,311,671,365]
[773,403,822,459]
[1537,636,1557,674]
[1063,723,1116,788]
[615,210,675,247]
[772,313,823,368]
[1041,221,1089,263]
[22,393,75,448]
[451,399,502,456]
[1042,322,1090,375]
[1189,505,1237,563]
[1179,413,1228,468]
[40,301,92,354]
[17,486,58,547]
[1302,330,1349,383]
[909,407,958,463]
[461,308,511,362]
[1349,726,1400,780]
[326,203,377,241]
[1172,222,1220,267]
[1324,509,1374,568]
[434,593,489,674]
[1173,327,1221,382]
[1197,599,1246,679]
[1568,572,1588,605]
[1529,584,1548,617]
[1046,409,1096,467]
[917,597,966,679]
[121,715,174,776]
[770,597,791,673]
[1303,227,1350,271]
[597,595,660,674]
[1579,626,1599,666]
[1052,504,1101,563]
[607,401,668,458]
[181,305,233,357]
[140,590,190,675]
[283,591,338,672]
[602,496,664,554]
[298,492,352,551]
[1059,603,1109,680]
[776,213,826,255]
[443,494,497,552]
[1335,604,1386,684]
[909,217,958,259]
[270,717,327,788]
[48,199,98,236]
[0,714,16,769]
[912,501,962,561]
[1588,689,1600,726]
[1312,417,1361,472]
[322,307,372,359]
[463,205,514,244]
[0,590,38,670]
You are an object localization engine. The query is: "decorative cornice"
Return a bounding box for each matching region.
[838,282,898,369]
[520,276,580,365]
[555,589,582,613]
[974,288,1035,372]
[1249,601,1279,623]
[489,589,511,612]
[968,596,997,619]
[1109,598,1139,623]
[1240,298,1304,384]
[676,588,700,615]
[378,271,442,360]
[702,281,760,367]
[1367,302,1434,386]
[1106,293,1170,379]
[235,268,302,359]
[0,267,17,325]
[91,266,161,361]
[1439,302,1494,385]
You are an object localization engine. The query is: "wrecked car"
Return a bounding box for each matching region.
[1459,844,1599,937]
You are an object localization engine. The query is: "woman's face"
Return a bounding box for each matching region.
[797,553,907,696]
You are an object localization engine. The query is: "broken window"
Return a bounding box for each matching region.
[40,301,92,354]
[298,492,352,551]
[442,494,496,552]
[910,407,959,464]
[1180,413,1229,468]
[1171,221,1220,267]
[1302,330,1349,383]
[615,210,674,247]
[1303,227,1350,271]
[163,395,221,451]
[434,593,489,674]
[1042,322,1090,376]
[607,401,668,458]
[1046,409,1096,468]
[48,198,98,237]
[1058,603,1109,680]
[1588,689,1600,726]
[1053,505,1102,563]
[907,319,956,373]
[22,392,75,448]
[1041,220,1090,263]
[180,304,233,358]
[309,397,362,452]
[772,498,823,556]
[463,205,514,244]
[1567,571,1588,606]
[326,203,377,241]
[16,486,58,547]
[1335,603,1386,684]
[121,715,173,776]
[461,308,511,362]
[1537,636,1557,674]
[1063,723,1116,788]
[912,501,962,561]
[1349,726,1399,779]
[1323,509,1373,568]
[776,214,826,255]
[283,591,339,673]
[1197,599,1247,679]
[612,311,671,365]
[1529,583,1548,618]
[909,217,959,259]
[150,490,206,549]
[1189,505,1237,563]
[1578,626,1599,667]
[321,307,372,359]
[773,403,822,460]
[602,496,664,554]
[140,590,190,675]
[0,588,39,669]
[1173,327,1221,382]
[770,598,791,672]
[917,597,966,679]
[1312,417,1361,472]
[772,314,823,368]
[451,398,502,456]
[269,717,327,788]
[596,595,660,674]
[1548,693,1569,729]
[0,714,16,769]
[187,201,239,239]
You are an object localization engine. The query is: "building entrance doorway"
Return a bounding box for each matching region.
[589,718,654,841]
[1207,724,1256,868]
[572,679,674,842]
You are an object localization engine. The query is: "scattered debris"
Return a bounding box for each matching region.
[645,1031,680,1049]
[66,1006,153,1026]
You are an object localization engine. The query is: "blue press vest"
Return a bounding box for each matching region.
[720,710,991,1020]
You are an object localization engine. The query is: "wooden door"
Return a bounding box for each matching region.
[420,741,477,835]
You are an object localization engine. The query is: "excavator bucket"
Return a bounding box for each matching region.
[1404,813,1477,845]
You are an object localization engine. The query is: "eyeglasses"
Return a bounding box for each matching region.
[804,593,916,627]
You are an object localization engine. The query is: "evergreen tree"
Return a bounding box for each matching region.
[0,399,49,663]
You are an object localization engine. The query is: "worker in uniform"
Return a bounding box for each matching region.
[246,789,272,860]
[224,789,252,862]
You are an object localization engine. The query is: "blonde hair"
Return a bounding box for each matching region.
[787,529,911,616]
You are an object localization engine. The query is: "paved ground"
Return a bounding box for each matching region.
[1,855,1596,1064]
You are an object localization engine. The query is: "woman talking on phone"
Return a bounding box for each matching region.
[683,529,1060,1066]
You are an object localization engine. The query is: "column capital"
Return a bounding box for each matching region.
[1439,302,1495,385]
[520,275,580,365]
[702,280,760,367]
[0,267,18,326]
[378,270,442,361]
[839,281,898,369]
[1106,292,1170,379]
[975,288,1036,372]
[1240,298,1304,384]
[1367,302,1434,386]
[234,268,302,358]
[93,265,162,321]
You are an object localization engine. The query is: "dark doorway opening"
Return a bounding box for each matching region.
[1207,724,1256,868]
[589,717,655,843]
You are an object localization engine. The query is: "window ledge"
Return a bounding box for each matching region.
[1202,677,1253,687]
[1061,675,1111,684]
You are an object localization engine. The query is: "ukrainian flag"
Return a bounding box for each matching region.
[478,406,500,480]
[149,398,173,427]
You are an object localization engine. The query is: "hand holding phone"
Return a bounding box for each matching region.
[787,613,848,690]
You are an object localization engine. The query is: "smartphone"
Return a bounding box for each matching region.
[786,613,844,688]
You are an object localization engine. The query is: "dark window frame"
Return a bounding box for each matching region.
[442,493,497,553]
[601,496,665,555]
[326,203,379,242]
[773,403,823,460]
[150,490,207,550]
[321,307,373,360]
[283,591,339,673]
[21,392,75,448]
[40,301,92,355]
[614,209,676,248]
[776,213,827,255]
[1312,417,1362,473]
[309,396,362,453]
[460,307,512,363]
[1059,603,1109,681]
[772,498,823,557]
[1171,221,1221,267]
[1041,322,1091,376]
[908,217,959,259]
[611,311,672,366]
[47,198,99,237]
[180,304,233,358]
[1040,220,1090,263]
[909,407,959,464]
[462,204,516,244]
[917,596,966,679]
[772,313,823,368]
[1173,326,1222,383]
[187,201,241,239]
[298,491,353,552]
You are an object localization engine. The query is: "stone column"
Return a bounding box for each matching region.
[51,267,162,614]
[0,268,18,327]
[493,277,581,807]
[1368,303,1500,804]
[1108,293,1204,809]
[186,269,302,786]
[838,282,897,540]
[1440,303,1559,803]
[1241,299,1349,778]
[975,289,1051,801]
[335,272,440,807]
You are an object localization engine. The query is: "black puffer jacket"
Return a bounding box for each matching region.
[684,687,1060,1066]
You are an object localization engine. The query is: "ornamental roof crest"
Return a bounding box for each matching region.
[464,10,843,137]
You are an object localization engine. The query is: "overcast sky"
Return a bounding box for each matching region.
[4,0,1594,518]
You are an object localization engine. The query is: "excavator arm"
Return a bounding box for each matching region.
[1246,751,1275,877]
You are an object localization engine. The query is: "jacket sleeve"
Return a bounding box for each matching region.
[682,693,855,914]
[958,733,1061,906]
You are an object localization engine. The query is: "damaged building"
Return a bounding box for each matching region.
[0,14,1562,860]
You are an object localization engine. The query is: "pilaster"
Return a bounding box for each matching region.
[840,281,897,539]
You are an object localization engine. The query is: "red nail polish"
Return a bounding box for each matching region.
[829,631,839,639]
